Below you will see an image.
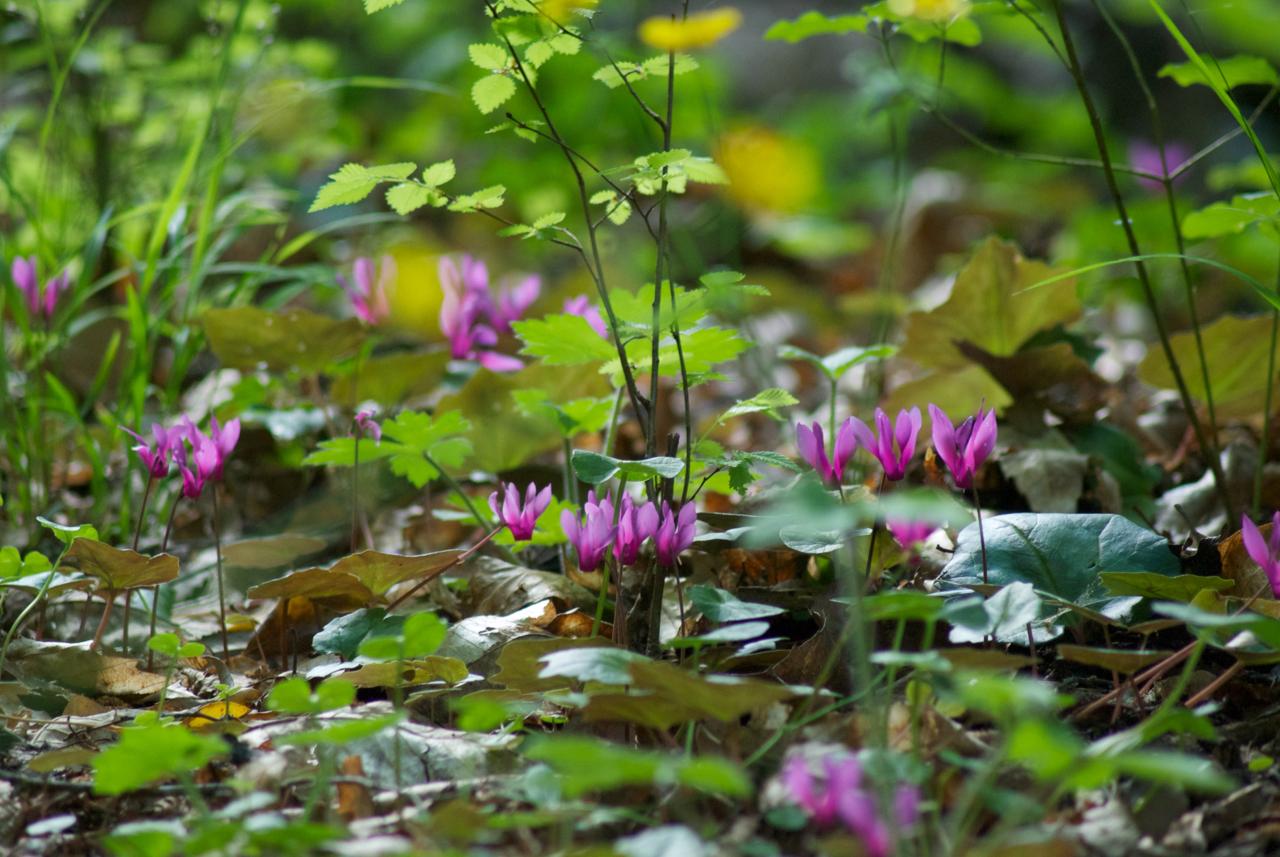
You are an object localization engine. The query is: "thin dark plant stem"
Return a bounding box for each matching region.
[1092,0,1218,438]
[1255,248,1280,516]
[352,423,362,554]
[1049,0,1235,522]
[147,493,183,670]
[212,486,229,661]
[863,474,887,587]
[971,485,989,586]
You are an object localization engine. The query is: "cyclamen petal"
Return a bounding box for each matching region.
[1242,513,1280,596]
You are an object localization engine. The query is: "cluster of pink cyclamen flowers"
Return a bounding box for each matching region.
[339,255,394,325]
[782,753,919,857]
[795,403,998,554]
[11,256,70,321]
[490,482,696,571]
[125,416,241,499]
[438,254,539,372]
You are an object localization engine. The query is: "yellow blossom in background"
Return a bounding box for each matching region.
[715,125,820,216]
[887,0,971,23]
[638,7,741,52]
[384,242,447,339]
[539,0,598,25]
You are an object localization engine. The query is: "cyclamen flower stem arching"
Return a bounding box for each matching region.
[972,484,989,586]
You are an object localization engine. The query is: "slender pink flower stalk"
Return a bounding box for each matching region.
[850,407,921,481]
[928,404,997,489]
[561,491,616,572]
[654,501,697,567]
[339,255,393,324]
[490,482,553,542]
[12,256,69,320]
[615,496,659,566]
[795,419,857,486]
[1242,513,1280,596]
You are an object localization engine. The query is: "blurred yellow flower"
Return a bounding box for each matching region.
[887,0,971,23]
[539,0,598,25]
[384,243,446,339]
[715,125,820,216]
[638,7,741,52]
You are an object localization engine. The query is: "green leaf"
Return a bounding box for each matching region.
[708,388,797,430]
[570,450,684,485]
[949,582,1046,645]
[523,735,750,798]
[688,585,784,623]
[266,677,356,715]
[592,54,699,89]
[38,517,99,546]
[280,713,403,747]
[1182,192,1280,239]
[765,11,868,43]
[1101,572,1235,603]
[93,723,227,795]
[64,540,179,592]
[937,513,1182,638]
[386,183,434,215]
[1159,55,1278,89]
[513,313,617,366]
[468,43,509,71]
[472,74,517,114]
[447,184,507,213]
[364,0,405,11]
[310,162,417,213]
[201,307,364,375]
[538,647,649,685]
[422,159,457,187]
[531,211,565,229]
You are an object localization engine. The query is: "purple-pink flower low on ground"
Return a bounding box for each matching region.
[339,255,393,325]
[439,255,525,372]
[929,403,997,490]
[654,501,697,567]
[562,491,616,572]
[355,409,381,444]
[615,496,659,566]
[1242,513,1280,597]
[782,753,919,857]
[12,256,70,321]
[125,424,177,479]
[1130,140,1190,193]
[564,295,609,338]
[850,407,921,481]
[888,520,936,557]
[490,482,553,542]
[175,417,241,498]
[796,419,857,486]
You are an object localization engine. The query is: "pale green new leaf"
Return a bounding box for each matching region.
[472,74,517,114]
[469,43,509,71]
[513,314,617,365]
[364,0,405,11]
[765,11,868,43]
[310,162,417,213]
[1159,55,1278,89]
[386,183,433,215]
[422,160,456,187]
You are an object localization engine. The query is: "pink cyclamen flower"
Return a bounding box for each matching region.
[438,256,523,373]
[490,482,553,542]
[355,410,381,444]
[1241,513,1280,597]
[561,491,616,572]
[929,403,997,490]
[887,520,936,557]
[1130,140,1190,193]
[175,432,219,499]
[615,496,659,566]
[850,407,921,481]
[564,295,609,338]
[492,274,541,333]
[12,256,70,320]
[207,417,240,480]
[654,501,697,567]
[124,424,177,479]
[795,419,857,486]
[782,754,916,857]
[339,255,393,325]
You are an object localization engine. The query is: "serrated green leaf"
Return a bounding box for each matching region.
[386,183,432,215]
[448,184,507,212]
[513,314,617,365]
[571,450,684,485]
[1159,55,1278,89]
[532,211,566,229]
[363,0,405,11]
[469,43,509,71]
[472,74,517,114]
[765,11,868,43]
[525,40,554,68]
[422,159,456,187]
[310,162,417,213]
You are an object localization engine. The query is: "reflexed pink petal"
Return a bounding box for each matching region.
[477,351,523,372]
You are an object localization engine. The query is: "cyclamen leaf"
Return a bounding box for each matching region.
[472,74,517,114]
[310,162,417,212]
